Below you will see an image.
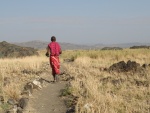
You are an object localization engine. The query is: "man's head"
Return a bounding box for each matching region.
[51,36,56,42]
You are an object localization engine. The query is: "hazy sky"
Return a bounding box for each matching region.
[0,0,150,44]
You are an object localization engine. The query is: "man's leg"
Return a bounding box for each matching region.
[52,73,59,82]
[52,74,56,82]
[55,74,59,82]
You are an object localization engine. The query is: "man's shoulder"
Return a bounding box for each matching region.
[55,42,61,46]
[55,42,59,44]
[48,42,54,45]
[48,42,60,46]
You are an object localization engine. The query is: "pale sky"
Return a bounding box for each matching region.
[0,0,150,44]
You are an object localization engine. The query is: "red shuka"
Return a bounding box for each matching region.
[48,42,61,75]
[48,42,61,56]
[50,56,60,75]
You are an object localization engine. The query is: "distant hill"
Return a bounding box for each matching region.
[13,40,48,50]
[13,40,150,50]
[0,41,38,58]
[102,43,150,48]
[130,45,150,49]
[13,40,96,50]
[101,47,123,50]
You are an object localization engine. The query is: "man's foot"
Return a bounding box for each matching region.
[52,75,59,83]
[53,80,57,83]
[55,74,59,82]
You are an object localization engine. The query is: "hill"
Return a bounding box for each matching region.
[0,41,39,58]
[13,40,95,50]
[13,40,150,50]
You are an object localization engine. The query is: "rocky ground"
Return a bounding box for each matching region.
[24,63,70,113]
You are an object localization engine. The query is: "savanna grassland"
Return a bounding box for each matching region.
[0,51,48,112]
[0,49,150,113]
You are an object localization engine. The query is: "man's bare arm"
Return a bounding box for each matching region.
[45,46,50,57]
[46,46,50,54]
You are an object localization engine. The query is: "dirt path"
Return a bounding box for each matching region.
[26,81,67,113]
[24,64,68,113]
[32,82,66,113]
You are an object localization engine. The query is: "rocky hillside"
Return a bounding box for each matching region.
[0,41,39,58]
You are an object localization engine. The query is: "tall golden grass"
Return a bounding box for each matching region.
[62,49,150,113]
[0,54,48,111]
[0,49,150,113]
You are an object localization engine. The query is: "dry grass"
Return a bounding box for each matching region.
[62,49,150,113]
[0,55,48,103]
[0,49,150,113]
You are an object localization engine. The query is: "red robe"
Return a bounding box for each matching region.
[48,42,61,75]
[50,56,60,75]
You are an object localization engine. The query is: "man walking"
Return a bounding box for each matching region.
[46,36,62,82]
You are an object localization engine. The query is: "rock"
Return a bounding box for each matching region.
[142,64,148,68]
[84,103,93,110]
[7,98,17,105]
[18,98,29,109]
[66,106,75,113]
[126,60,140,71]
[17,107,23,113]
[23,83,33,96]
[108,60,144,73]
[109,61,127,72]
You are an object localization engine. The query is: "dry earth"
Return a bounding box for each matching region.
[24,64,68,113]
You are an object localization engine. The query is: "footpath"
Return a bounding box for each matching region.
[24,63,69,113]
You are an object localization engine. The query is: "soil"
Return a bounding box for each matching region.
[24,66,68,113]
